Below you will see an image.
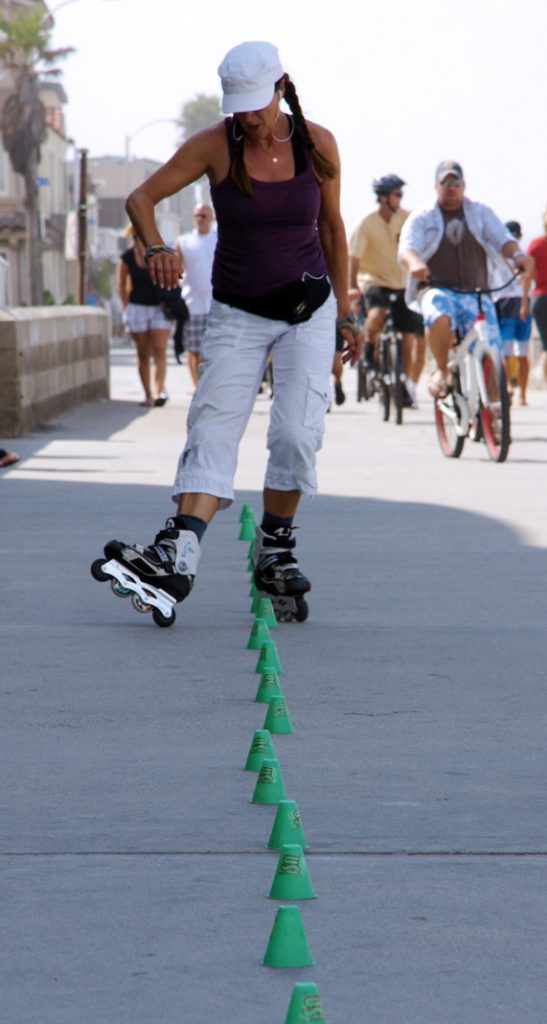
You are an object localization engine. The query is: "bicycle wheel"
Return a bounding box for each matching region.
[479,348,510,462]
[379,340,390,421]
[389,336,404,425]
[434,384,465,458]
[357,357,367,402]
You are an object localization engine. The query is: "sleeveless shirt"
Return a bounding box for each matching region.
[121,248,161,306]
[211,118,327,298]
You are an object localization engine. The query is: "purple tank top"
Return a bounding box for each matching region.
[211,121,327,297]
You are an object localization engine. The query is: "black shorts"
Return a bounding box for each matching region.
[364,286,424,336]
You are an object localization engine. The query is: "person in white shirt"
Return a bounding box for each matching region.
[174,204,217,386]
[399,161,534,398]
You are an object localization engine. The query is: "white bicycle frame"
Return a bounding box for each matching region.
[441,313,495,437]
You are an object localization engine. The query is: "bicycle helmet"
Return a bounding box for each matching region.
[372,174,406,196]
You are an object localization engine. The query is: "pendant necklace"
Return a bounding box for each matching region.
[271,114,294,163]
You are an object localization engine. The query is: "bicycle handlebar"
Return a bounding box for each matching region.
[424,271,521,296]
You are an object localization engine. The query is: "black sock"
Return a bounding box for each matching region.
[173,514,208,542]
[261,511,293,535]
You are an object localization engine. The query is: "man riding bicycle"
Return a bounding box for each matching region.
[349,174,424,406]
[399,160,534,398]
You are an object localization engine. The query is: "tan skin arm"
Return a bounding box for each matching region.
[125,123,226,289]
[174,240,185,277]
[310,124,362,364]
[349,255,361,291]
[400,247,430,281]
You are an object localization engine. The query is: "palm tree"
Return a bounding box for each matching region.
[0,7,73,304]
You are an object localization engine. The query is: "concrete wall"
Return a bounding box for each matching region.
[0,307,109,437]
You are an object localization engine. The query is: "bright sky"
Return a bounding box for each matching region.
[51,0,547,243]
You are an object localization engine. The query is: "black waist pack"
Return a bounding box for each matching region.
[213,274,331,324]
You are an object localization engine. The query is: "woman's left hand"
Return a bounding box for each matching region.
[337,313,363,365]
[146,249,182,291]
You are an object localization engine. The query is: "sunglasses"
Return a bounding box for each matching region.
[391,191,403,197]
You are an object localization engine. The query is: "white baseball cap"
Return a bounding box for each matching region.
[218,41,284,114]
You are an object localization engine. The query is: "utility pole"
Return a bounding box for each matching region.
[77,147,88,304]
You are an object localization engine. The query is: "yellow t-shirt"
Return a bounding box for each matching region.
[349,207,409,290]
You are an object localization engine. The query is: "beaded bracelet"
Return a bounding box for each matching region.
[144,244,176,263]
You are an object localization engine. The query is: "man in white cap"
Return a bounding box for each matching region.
[399,161,534,397]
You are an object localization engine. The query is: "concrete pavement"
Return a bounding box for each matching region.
[2,345,546,1022]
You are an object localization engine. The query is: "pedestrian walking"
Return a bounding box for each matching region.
[174,203,217,388]
[117,226,172,406]
[527,209,547,388]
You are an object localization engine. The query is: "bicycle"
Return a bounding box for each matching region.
[356,292,407,424]
[428,276,517,463]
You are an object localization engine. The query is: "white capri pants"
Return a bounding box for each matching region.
[172,295,336,509]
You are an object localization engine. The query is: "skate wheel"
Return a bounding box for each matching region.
[131,593,151,613]
[152,607,176,628]
[294,597,309,622]
[111,578,131,598]
[90,558,109,582]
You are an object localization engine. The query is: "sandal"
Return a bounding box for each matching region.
[0,449,20,467]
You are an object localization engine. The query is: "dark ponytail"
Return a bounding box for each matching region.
[282,76,337,182]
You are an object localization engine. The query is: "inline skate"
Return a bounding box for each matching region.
[253,525,310,622]
[91,518,200,627]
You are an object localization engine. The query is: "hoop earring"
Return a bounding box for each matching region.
[232,118,245,142]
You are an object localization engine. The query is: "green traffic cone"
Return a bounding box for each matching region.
[254,668,283,703]
[269,844,316,900]
[238,517,255,541]
[248,536,256,559]
[250,591,261,615]
[239,503,255,523]
[284,983,327,1023]
[268,800,308,850]
[262,906,315,968]
[247,617,270,650]
[244,729,277,771]
[251,757,287,804]
[256,596,278,628]
[255,639,283,674]
[263,694,293,734]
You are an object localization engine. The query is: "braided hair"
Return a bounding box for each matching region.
[230,74,337,197]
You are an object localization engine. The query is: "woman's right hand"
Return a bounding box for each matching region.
[409,260,431,283]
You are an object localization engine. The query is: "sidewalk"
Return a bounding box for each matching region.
[2,347,546,1022]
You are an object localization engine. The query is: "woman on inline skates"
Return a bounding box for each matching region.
[93,40,360,626]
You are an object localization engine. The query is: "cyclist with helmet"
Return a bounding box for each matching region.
[349,174,425,406]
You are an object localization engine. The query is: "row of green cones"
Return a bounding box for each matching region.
[240,504,330,1022]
